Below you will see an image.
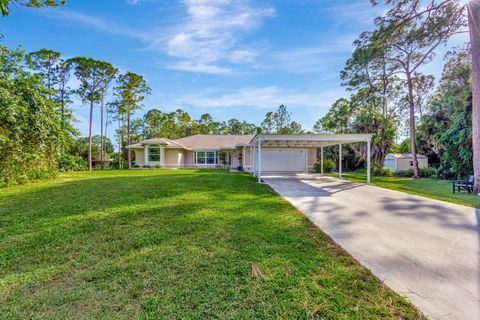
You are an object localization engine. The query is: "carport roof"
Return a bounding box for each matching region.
[249,133,373,147]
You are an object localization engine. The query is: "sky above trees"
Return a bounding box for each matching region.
[0,0,467,139]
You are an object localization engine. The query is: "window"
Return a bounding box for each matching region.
[196,151,217,165]
[196,151,205,164]
[148,146,161,162]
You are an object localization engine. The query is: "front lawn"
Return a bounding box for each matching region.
[334,171,480,208]
[0,170,424,319]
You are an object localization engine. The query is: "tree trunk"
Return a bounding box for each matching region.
[127,111,131,169]
[100,97,104,170]
[88,101,93,171]
[118,112,122,170]
[469,1,480,194]
[105,109,109,169]
[406,72,420,178]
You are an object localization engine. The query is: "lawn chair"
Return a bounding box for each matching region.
[452,175,474,194]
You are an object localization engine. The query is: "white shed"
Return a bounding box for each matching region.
[384,153,428,172]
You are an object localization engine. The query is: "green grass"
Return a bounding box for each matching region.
[332,171,480,208]
[0,170,424,319]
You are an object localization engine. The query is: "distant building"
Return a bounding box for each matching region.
[384,153,428,172]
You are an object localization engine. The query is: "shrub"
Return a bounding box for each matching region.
[394,169,414,177]
[394,167,436,178]
[419,167,436,178]
[58,154,87,172]
[374,167,393,177]
[314,159,335,173]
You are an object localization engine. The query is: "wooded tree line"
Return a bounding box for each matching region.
[315,0,480,189]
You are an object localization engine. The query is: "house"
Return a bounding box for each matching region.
[126,133,373,182]
[383,153,428,172]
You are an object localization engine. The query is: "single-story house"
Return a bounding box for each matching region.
[126,133,373,182]
[383,153,428,172]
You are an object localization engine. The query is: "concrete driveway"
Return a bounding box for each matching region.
[262,173,480,320]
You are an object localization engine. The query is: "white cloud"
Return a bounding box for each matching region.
[177,86,345,109]
[168,61,231,74]
[151,0,274,73]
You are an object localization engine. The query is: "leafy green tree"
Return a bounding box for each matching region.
[113,72,150,168]
[371,0,465,178]
[0,46,65,183]
[261,105,303,134]
[314,98,352,134]
[27,49,60,95]
[0,0,65,16]
[69,57,118,170]
[418,50,473,178]
[69,135,114,165]
[28,49,74,143]
[193,113,218,135]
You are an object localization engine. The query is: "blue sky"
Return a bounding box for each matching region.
[1,0,467,139]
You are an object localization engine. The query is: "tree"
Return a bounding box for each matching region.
[69,135,114,165]
[114,72,150,168]
[261,105,303,134]
[0,46,65,183]
[0,0,65,16]
[28,49,73,135]
[27,49,60,96]
[419,49,473,178]
[370,1,465,178]
[314,98,352,134]
[69,57,118,171]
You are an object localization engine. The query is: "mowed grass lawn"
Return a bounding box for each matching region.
[0,170,424,319]
[333,171,480,208]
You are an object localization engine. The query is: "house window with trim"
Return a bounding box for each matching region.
[196,151,217,164]
[148,146,161,162]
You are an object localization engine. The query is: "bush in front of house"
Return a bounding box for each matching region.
[314,159,335,173]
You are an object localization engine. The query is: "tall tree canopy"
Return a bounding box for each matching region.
[69,57,118,171]
[113,72,150,168]
[261,105,303,134]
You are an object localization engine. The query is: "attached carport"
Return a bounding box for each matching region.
[248,134,373,183]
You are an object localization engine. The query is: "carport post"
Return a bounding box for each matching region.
[320,146,324,174]
[242,146,246,170]
[367,139,371,184]
[258,139,262,183]
[252,144,256,177]
[339,144,342,178]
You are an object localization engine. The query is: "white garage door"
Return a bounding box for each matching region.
[257,148,306,172]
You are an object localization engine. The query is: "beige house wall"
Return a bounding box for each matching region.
[134,149,145,166]
[164,149,181,167]
[185,150,195,166]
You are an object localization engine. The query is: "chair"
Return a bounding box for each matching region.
[452,175,474,194]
